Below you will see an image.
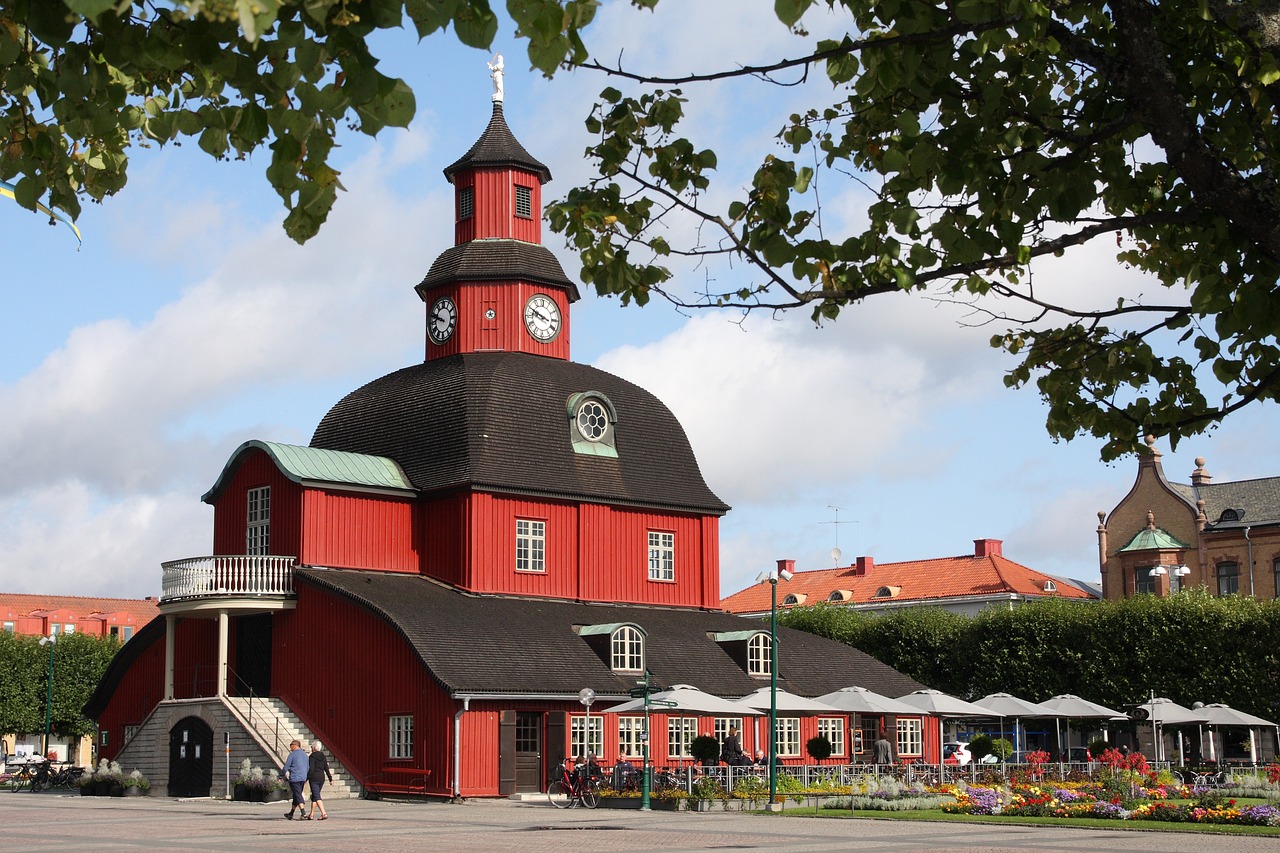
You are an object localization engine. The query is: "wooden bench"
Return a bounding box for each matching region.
[363,767,432,799]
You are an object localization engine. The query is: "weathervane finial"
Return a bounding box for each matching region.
[488,53,505,104]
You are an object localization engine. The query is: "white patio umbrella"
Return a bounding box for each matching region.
[971,692,1063,760]
[731,687,844,713]
[813,686,920,716]
[607,684,765,715]
[1135,698,1209,763]
[1036,694,1126,765]
[1196,703,1278,765]
[895,689,1002,763]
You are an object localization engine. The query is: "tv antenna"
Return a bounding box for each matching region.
[818,505,857,564]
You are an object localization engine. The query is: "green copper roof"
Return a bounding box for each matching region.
[1119,526,1190,552]
[202,440,415,503]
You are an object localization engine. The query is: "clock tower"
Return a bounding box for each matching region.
[415,75,578,361]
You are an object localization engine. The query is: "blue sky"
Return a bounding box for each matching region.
[2,1,1277,600]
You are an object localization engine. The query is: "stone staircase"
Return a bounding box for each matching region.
[224,695,361,799]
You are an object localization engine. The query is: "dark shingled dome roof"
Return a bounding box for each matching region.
[299,568,923,699]
[311,352,729,514]
[416,240,580,302]
[443,103,552,183]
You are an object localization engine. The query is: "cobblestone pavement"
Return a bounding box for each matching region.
[1,790,1277,853]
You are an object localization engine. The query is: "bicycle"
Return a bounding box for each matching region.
[547,763,600,809]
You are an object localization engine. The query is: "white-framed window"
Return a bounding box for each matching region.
[571,715,603,760]
[123,725,140,745]
[775,717,801,757]
[459,186,474,219]
[858,721,877,756]
[515,184,532,218]
[714,717,742,748]
[49,623,61,636]
[817,718,845,757]
[389,715,414,759]
[647,531,675,582]
[2,621,13,633]
[246,485,270,555]
[747,633,771,676]
[63,624,75,635]
[618,717,645,759]
[516,519,546,572]
[667,717,698,759]
[896,718,922,757]
[610,626,644,673]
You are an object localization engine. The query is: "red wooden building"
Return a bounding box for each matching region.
[85,87,923,799]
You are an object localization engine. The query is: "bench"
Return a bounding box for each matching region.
[363,767,432,799]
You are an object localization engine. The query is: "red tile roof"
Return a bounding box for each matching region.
[0,593,159,632]
[721,546,1093,614]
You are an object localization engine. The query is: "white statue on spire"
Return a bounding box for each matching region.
[488,53,505,104]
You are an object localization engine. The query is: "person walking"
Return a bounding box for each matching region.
[304,741,334,820]
[874,731,894,766]
[280,740,309,819]
[719,726,748,766]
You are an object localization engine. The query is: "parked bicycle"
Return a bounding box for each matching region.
[547,761,600,809]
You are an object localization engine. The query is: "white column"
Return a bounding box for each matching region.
[216,609,229,697]
[164,615,175,700]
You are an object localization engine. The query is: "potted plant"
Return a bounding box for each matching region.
[688,776,724,812]
[247,767,268,802]
[690,735,721,768]
[77,767,97,796]
[92,758,113,796]
[806,735,833,763]
[263,776,290,803]
[122,769,150,797]
[233,759,253,801]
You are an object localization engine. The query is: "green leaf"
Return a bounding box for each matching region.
[774,0,814,28]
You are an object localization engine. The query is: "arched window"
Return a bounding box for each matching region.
[828,591,845,602]
[611,626,644,673]
[782,594,799,606]
[747,633,771,677]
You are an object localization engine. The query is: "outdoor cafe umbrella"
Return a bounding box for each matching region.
[813,686,920,716]
[608,683,764,715]
[1037,694,1126,765]
[1196,702,1279,765]
[972,692,1063,759]
[732,687,845,713]
[895,689,1002,762]
[1134,697,1209,764]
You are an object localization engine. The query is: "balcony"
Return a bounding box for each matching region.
[160,555,297,605]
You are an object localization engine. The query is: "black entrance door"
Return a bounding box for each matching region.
[514,712,543,793]
[168,717,213,797]
[234,613,273,697]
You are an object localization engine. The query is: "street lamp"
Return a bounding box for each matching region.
[756,560,793,808]
[39,634,56,760]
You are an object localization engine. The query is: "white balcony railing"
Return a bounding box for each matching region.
[160,555,296,603]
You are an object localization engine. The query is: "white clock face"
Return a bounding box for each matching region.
[523,294,562,342]
[428,296,457,344]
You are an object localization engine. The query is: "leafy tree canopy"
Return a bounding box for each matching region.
[0,632,120,740]
[4,0,1279,457]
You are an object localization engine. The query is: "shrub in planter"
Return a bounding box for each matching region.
[690,735,721,767]
[968,734,993,762]
[123,770,150,797]
[806,735,833,762]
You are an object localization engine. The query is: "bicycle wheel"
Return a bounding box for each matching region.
[547,779,572,809]
[580,779,600,809]
[13,771,30,792]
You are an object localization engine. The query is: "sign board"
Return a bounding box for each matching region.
[649,699,678,708]
[1127,708,1150,721]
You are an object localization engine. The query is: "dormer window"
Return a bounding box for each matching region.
[1219,508,1241,523]
[747,632,771,677]
[567,392,619,458]
[1043,580,1057,593]
[828,591,844,602]
[874,586,900,599]
[459,187,474,219]
[515,184,532,218]
[782,593,806,606]
[611,625,644,673]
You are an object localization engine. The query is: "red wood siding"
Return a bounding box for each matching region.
[453,172,476,244]
[273,584,458,796]
[464,494,579,597]
[96,632,167,762]
[426,283,570,361]
[466,168,542,243]
[172,618,219,699]
[300,489,417,572]
[579,506,713,608]
[211,449,302,558]
[421,495,466,586]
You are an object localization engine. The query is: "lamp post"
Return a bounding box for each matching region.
[756,560,793,808]
[39,633,56,760]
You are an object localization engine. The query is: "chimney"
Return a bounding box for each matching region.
[776,559,795,576]
[1191,457,1212,486]
[974,538,1003,558]
[854,555,874,575]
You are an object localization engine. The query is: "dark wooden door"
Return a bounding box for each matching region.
[168,716,213,797]
[514,713,542,792]
[234,613,272,697]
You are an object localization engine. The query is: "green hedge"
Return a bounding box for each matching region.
[779,590,1280,718]
[0,632,121,739]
